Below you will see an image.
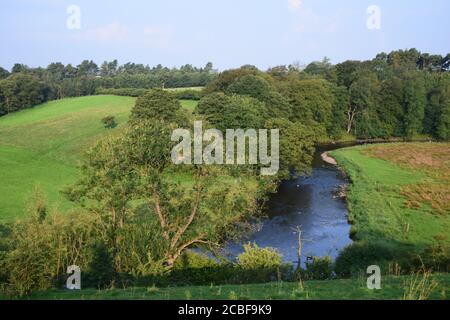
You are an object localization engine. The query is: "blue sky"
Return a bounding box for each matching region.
[1,0,449,71]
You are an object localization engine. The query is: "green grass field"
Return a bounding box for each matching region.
[0,95,198,221]
[14,274,450,300]
[331,144,450,255]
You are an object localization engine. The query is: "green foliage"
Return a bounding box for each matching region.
[227,75,272,100]
[280,78,334,132]
[86,241,115,289]
[196,93,266,130]
[302,256,334,280]
[0,207,98,297]
[101,115,117,129]
[265,118,316,178]
[96,87,148,97]
[131,89,185,124]
[329,85,350,139]
[403,75,426,139]
[0,73,48,115]
[204,66,260,94]
[237,243,283,270]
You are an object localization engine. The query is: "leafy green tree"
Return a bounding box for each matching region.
[227,75,272,100]
[402,75,426,139]
[197,93,266,130]
[204,66,260,94]
[336,60,362,89]
[281,79,334,134]
[131,89,186,125]
[377,77,404,136]
[348,72,381,138]
[0,73,47,114]
[11,64,28,74]
[303,57,337,83]
[265,118,316,178]
[329,85,350,139]
[0,67,9,80]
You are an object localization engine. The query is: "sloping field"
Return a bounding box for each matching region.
[0,95,137,221]
[0,95,199,221]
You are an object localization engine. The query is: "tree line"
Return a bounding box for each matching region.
[0,61,216,116]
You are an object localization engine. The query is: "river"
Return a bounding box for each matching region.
[222,143,354,265]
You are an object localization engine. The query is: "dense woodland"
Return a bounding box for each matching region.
[0,49,449,141]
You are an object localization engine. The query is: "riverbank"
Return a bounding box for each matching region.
[7,273,449,300]
[330,143,450,275]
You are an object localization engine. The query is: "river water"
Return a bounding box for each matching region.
[222,144,353,265]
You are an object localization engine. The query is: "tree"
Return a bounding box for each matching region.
[130,88,186,125]
[197,93,266,131]
[336,60,362,89]
[0,73,47,114]
[329,85,350,138]
[204,67,259,94]
[402,75,426,139]
[68,118,259,274]
[0,67,10,80]
[281,78,334,134]
[265,118,316,178]
[377,77,404,136]
[303,57,337,83]
[227,75,272,101]
[77,60,99,77]
[347,72,380,138]
[11,63,28,74]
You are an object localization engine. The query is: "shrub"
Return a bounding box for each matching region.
[95,87,149,97]
[237,243,283,270]
[335,241,397,277]
[302,256,334,280]
[0,211,98,297]
[101,115,117,129]
[235,243,288,283]
[173,89,202,100]
[85,241,115,289]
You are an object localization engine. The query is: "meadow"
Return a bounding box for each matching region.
[0,95,197,221]
[16,273,450,300]
[331,143,450,271]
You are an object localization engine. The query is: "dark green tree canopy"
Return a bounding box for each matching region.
[131,89,184,124]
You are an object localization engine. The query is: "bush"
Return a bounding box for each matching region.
[237,243,283,270]
[235,243,290,283]
[101,115,117,129]
[85,241,115,289]
[95,87,149,97]
[334,241,397,277]
[0,211,98,297]
[302,256,334,280]
[172,89,202,100]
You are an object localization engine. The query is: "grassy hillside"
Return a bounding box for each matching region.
[15,274,450,300]
[0,95,197,221]
[331,143,450,260]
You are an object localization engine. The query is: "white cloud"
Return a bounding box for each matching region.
[71,23,173,50]
[288,0,302,12]
[288,1,341,35]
